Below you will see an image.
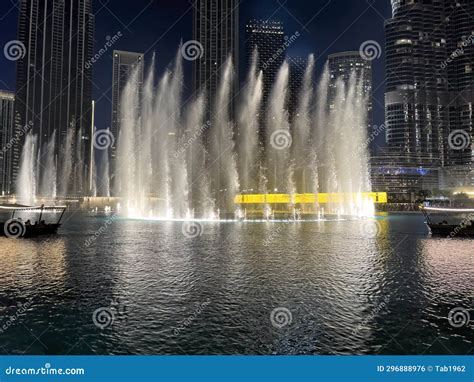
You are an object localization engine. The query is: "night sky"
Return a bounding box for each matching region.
[0,0,392,148]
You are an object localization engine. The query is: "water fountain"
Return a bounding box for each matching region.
[111,47,373,220]
[16,46,374,220]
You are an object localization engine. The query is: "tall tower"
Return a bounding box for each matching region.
[14,0,94,196]
[327,51,373,147]
[111,50,144,168]
[245,19,285,144]
[193,0,239,119]
[384,0,473,189]
[0,91,15,195]
[384,0,449,167]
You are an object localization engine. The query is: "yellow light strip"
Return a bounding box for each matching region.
[234,192,387,204]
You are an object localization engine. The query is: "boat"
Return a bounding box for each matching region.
[0,204,67,238]
[420,206,474,238]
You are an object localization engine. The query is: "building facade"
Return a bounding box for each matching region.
[288,55,308,121]
[193,0,239,120]
[383,0,473,193]
[245,19,285,135]
[327,51,374,151]
[111,50,144,165]
[0,91,15,195]
[14,0,94,196]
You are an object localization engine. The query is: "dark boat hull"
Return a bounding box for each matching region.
[0,223,61,238]
[428,224,474,237]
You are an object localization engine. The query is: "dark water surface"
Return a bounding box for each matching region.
[0,213,472,355]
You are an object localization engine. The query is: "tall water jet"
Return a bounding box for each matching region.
[17,133,37,205]
[237,49,263,192]
[292,54,314,194]
[209,56,239,213]
[116,66,140,216]
[265,61,290,193]
[183,92,214,217]
[167,52,190,218]
[39,130,57,198]
[59,124,75,197]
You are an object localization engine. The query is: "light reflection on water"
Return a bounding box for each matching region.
[0,212,471,355]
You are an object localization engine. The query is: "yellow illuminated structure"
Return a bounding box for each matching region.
[234,192,387,205]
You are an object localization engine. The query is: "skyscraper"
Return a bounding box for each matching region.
[0,91,15,195]
[327,52,373,120]
[193,0,239,119]
[111,50,144,164]
[443,0,474,186]
[384,0,473,190]
[245,20,285,126]
[288,55,308,120]
[14,0,94,196]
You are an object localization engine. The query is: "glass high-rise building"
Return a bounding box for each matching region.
[328,51,373,147]
[111,50,144,164]
[14,0,94,196]
[245,20,285,131]
[0,91,15,195]
[193,0,239,120]
[288,55,308,120]
[384,0,473,189]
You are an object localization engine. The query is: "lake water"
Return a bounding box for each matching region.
[0,212,472,355]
